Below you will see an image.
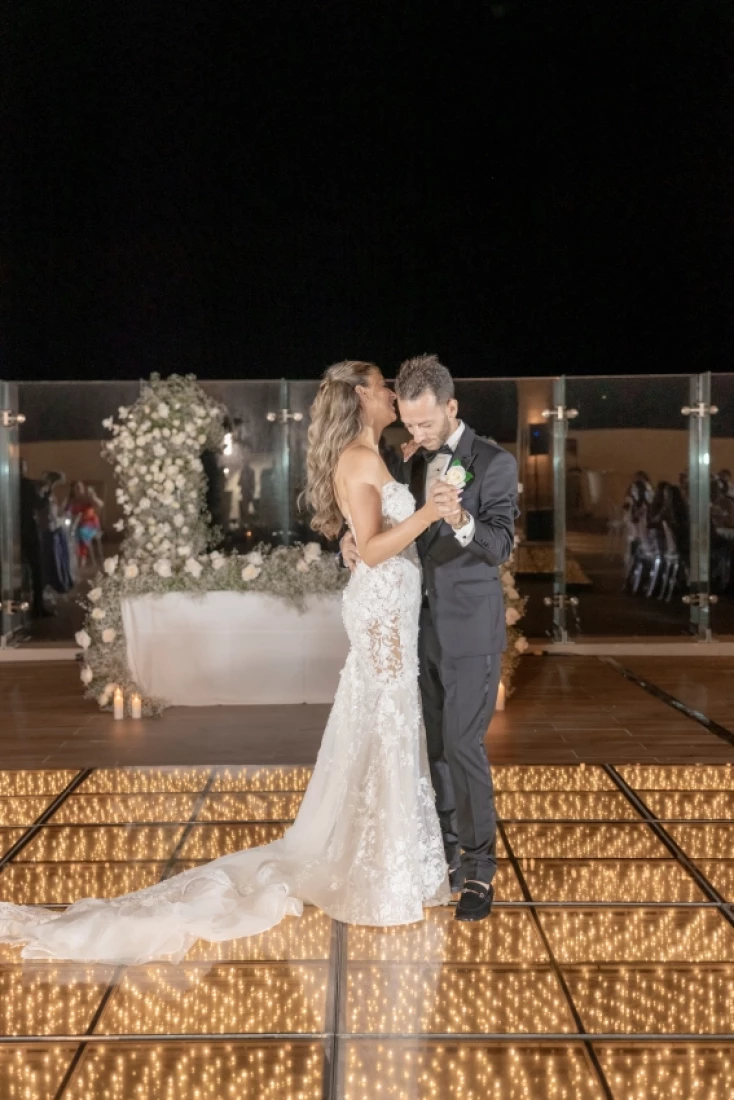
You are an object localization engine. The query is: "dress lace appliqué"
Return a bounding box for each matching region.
[0,481,449,963]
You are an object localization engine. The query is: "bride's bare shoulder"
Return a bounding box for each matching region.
[337,444,383,482]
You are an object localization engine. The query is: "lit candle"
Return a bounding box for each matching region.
[130,692,142,720]
[496,681,506,711]
[113,687,124,720]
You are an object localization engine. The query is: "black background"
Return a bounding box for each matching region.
[3,1,733,382]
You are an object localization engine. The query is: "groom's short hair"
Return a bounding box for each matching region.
[395,354,455,404]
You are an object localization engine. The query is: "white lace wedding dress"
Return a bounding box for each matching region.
[0,481,449,963]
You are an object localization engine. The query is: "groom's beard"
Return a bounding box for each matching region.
[427,413,453,451]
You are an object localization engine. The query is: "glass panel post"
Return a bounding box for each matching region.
[687,372,712,639]
[278,378,292,546]
[0,381,24,645]
[551,376,568,642]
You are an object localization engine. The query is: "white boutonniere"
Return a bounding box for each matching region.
[443,457,475,489]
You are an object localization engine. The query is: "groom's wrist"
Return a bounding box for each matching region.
[449,509,470,530]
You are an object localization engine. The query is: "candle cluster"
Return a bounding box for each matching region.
[112,688,142,721]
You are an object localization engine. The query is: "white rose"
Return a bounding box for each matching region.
[181,525,189,534]
[177,545,192,558]
[296,560,309,574]
[118,406,129,419]
[139,498,151,510]
[164,479,175,494]
[75,629,92,650]
[104,556,119,576]
[113,520,125,532]
[88,587,102,603]
[173,514,185,528]
[184,557,203,579]
[303,542,322,563]
[80,665,93,685]
[101,628,117,644]
[505,607,520,626]
[124,563,139,579]
[91,607,105,621]
[197,434,206,445]
[138,465,147,475]
[241,564,261,582]
[246,551,263,566]
[102,417,113,430]
[175,475,186,489]
[140,420,151,432]
[154,560,172,578]
[211,554,225,571]
[157,402,170,418]
[443,464,468,488]
[515,636,529,653]
[162,427,171,438]
[153,443,166,458]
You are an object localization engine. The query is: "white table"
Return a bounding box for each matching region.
[122,591,349,705]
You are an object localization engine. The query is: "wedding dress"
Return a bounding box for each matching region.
[0,481,449,963]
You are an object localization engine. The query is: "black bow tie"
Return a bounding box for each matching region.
[419,444,453,462]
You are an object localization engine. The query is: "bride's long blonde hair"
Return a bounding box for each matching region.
[304,360,378,539]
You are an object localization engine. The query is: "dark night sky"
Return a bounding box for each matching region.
[3,1,733,382]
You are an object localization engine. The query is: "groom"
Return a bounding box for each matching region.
[342,354,518,921]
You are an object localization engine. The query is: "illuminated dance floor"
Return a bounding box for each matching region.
[0,763,732,1098]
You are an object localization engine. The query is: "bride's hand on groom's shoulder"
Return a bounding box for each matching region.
[340,530,361,572]
[401,439,420,462]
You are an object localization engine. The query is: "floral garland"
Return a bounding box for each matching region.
[102,373,224,564]
[77,373,527,714]
[501,553,529,696]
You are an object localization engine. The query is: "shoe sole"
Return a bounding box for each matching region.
[454,908,492,922]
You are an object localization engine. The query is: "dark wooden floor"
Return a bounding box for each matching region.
[2,655,733,768]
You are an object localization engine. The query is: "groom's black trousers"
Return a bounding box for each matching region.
[418,603,500,884]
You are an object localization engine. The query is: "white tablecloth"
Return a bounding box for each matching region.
[122,592,349,705]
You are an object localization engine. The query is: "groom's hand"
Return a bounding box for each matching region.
[430,481,463,525]
[340,530,361,572]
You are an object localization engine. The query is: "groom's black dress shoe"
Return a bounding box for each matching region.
[454,881,494,922]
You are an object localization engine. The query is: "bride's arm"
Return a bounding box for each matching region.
[340,448,453,568]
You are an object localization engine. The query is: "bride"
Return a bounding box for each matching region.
[0,360,460,963]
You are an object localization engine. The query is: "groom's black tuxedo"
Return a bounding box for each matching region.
[398,425,519,885]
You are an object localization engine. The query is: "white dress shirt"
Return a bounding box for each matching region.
[425,421,476,548]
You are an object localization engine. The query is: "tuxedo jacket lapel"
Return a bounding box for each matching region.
[408,453,426,509]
